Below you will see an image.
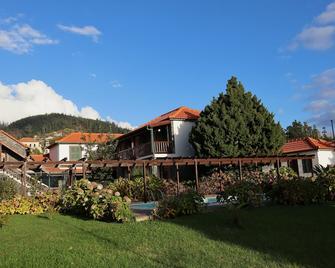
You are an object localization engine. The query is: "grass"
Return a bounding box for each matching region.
[0,205,335,268]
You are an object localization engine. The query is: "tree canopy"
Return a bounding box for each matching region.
[189,77,285,157]
[285,120,319,139]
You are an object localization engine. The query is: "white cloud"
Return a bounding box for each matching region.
[315,2,335,25]
[0,80,100,122]
[0,79,135,130]
[110,80,122,88]
[57,24,101,42]
[286,2,335,51]
[303,68,335,125]
[0,23,58,54]
[288,26,335,51]
[106,116,135,130]
[89,73,97,79]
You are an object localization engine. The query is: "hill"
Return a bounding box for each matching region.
[1,114,130,138]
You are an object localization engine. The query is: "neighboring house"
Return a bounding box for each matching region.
[48,132,123,161]
[117,106,200,160]
[19,137,42,152]
[0,130,28,161]
[281,137,335,177]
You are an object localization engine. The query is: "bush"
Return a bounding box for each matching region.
[108,176,165,201]
[0,176,18,201]
[266,178,324,205]
[217,180,263,207]
[153,191,204,219]
[59,179,133,222]
[0,196,44,215]
[315,166,335,201]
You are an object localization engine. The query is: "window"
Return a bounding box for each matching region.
[69,146,82,160]
[302,159,313,173]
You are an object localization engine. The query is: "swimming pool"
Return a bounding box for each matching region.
[131,195,220,211]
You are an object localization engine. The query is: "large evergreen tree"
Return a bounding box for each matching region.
[285,120,319,139]
[189,77,285,157]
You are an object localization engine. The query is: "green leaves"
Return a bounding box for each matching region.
[190,76,285,157]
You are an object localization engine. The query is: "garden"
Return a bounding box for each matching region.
[1,164,335,267]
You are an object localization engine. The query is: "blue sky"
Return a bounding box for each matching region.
[0,0,334,132]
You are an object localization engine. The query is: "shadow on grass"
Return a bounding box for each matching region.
[54,216,168,267]
[171,204,335,268]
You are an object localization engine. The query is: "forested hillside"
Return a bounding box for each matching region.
[0,114,129,138]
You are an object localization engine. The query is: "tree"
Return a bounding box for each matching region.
[286,120,319,139]
[189,76,285,157]
[85,136,119,181]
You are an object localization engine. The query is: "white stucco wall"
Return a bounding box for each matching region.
[49,143,99,161]
[170,120,196,157]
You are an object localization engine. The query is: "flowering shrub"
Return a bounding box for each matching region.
[314,166,335,201]
[266,178,324,205]
[217,180,263,207]
[59,179,133,222]
[108,176,165,201]
[0,191,60,215]
[153,191,204,219]
[0,196,44,215]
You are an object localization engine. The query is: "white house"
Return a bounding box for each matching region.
[281,137,335,177]
[117,106,200,160]
[48,132,123,161]
[19,137,42,152]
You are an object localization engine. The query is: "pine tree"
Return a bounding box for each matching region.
[286,120,320,139]
[189,77,285,157]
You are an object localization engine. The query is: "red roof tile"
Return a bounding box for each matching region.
[118,106,200,139]
[282,137,335,153]
[50,132,122,147]
[141,106,200,128]
[19,137,38,143]
[29,154,48,162]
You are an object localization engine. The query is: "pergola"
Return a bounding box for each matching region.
[0,155,314,202]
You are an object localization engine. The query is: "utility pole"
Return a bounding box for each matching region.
[331,120,335,140]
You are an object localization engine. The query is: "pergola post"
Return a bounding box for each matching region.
[143,162,148,203]
[82,161,87,180]
[176,163,180,195]
[21,160,27,196]
[276,157,281,179]
[194,159,199,192]
[238,159,243,180]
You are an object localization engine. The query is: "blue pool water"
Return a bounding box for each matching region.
[131,196,219,211]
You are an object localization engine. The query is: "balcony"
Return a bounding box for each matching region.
[118,141,174,159]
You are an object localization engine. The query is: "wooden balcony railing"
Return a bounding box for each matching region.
[154,141,174,154]
[118,141,174,159]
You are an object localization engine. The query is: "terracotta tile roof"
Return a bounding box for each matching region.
[118,106,200,140]
[41,165,88,174]
[29,154,48,162]
[140,106,200,128]
[52,132,122,145]
[282,137,335,154]
[19,137,38,143]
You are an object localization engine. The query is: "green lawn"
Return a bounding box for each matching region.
[1,205,334,268]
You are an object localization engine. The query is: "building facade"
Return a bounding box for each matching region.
[281,137,335,177]
[48,132,122,161]
[117,106,200,160]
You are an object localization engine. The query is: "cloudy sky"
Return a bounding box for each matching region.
[0,0,334,132]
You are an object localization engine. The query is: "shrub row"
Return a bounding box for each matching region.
[218,167,335,207]
[153,191,204,219]
[59,179,133,222]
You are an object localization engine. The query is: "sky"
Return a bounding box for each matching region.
[0,0,334,133]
